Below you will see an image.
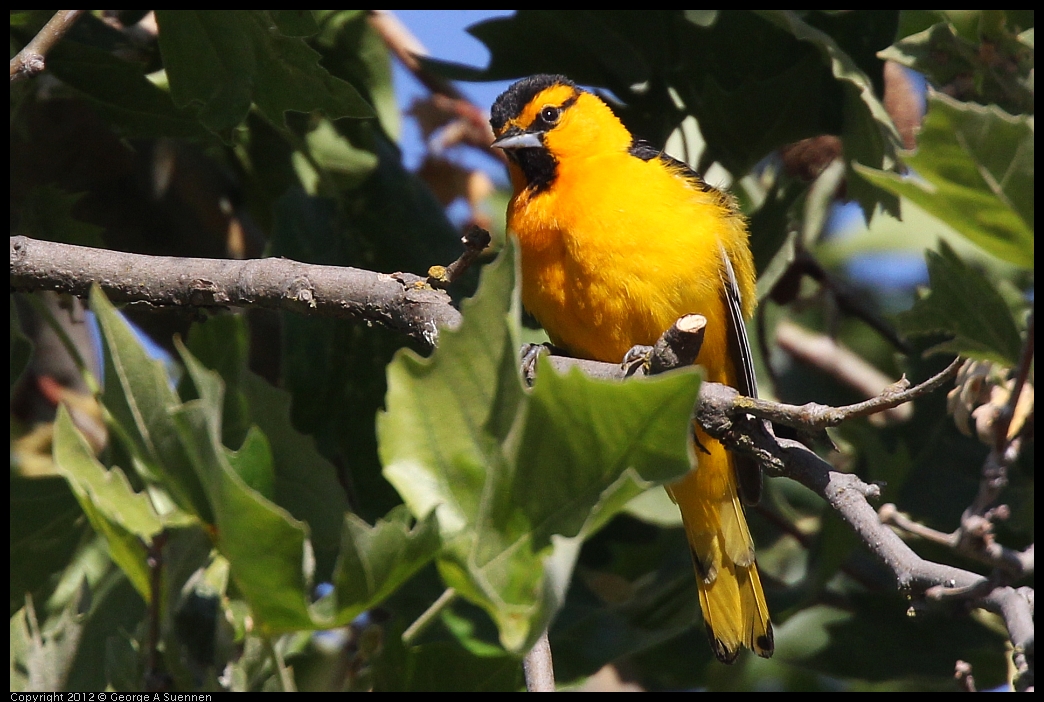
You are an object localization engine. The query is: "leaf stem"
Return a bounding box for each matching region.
[401,587,456,645]
[523,629,555,692]
[262,634,296,692]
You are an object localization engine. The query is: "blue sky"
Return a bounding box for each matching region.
[391,10,515,110]
[391,10,515,175]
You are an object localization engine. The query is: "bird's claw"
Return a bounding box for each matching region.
[520,342,554,384]
[622,344,654,376]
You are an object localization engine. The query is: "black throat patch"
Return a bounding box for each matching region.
[510,146,558,195]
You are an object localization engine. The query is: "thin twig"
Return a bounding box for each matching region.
[10,10,86,83]
[935,314,1036,587]
[879,503,957,547]
[735,357,963,431]
[775,320,915,425]
[954,659,977,692]
[427,225,492,288]
[881,503,1034,578]
[401,587,457,646]
[525,342,961,435]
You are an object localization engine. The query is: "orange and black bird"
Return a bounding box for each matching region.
[490,74,773,663]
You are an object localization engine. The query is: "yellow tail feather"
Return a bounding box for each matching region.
[667,426,773,663]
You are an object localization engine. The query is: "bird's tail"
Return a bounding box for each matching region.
[667,425,773,663]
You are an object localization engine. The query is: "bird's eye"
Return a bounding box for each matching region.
[540,106,560,124]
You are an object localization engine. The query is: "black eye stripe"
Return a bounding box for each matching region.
[529,93,579,132]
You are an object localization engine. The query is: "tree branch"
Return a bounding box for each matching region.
[10,235,461,352]
[774,320,915,425]
[736,357,962,431]
[523,630,556,692]
[10,10,86,83]
[523,343,1031,680]
[426,225,492,288]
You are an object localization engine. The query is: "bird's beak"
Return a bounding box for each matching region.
[491,129,544,151]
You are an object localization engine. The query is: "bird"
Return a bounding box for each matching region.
[490,74,773,663]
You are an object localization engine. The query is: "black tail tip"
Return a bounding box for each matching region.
[707,625,740,665]
[756,622,775,659]
[706,622,775,663]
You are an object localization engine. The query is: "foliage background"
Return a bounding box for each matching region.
[10,10,1033,692]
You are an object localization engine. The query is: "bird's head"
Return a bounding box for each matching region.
[490,74,631,193]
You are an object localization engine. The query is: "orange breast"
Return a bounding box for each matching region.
[508,152,739,385]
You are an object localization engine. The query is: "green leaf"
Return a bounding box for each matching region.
[53,408,165,541]
[331,506,440,622]
[880,19,1034,115]
[773,595,1007,684]
[9,475,83,617]
[312,11,402,142]
[90,288,440,637]
[854,94,1033,269]
[224,425,276,500]
[12,559,144,691]
[373,629,523,692]
[64,567,150,691]
[90,285,213,522]
[378,240,701,653]
[429,10,658,88]
[181,318,438,631]
[239,371,349,580]
[45,40,211,139]
[897,243,1023,364]
[754,10,903,219]
[52,407,159,599]
[269,10,320,37]
[549,525,705,680]
[10,299,33,396]
[186,311,351,586]
[182,313,253,449]
[303,119,379,187]
[155,10,372,135]
[12,575,92,691]
[91,288,318,630]
[174,345,315,631]
[520,362,704,541]
[270,173,460,526]
[15,186,105,248]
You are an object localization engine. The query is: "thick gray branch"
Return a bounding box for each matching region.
[10,235,460,351]
[531,349,1029,678]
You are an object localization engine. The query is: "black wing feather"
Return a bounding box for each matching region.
[721,246,763,506]
[632,138,763,504]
